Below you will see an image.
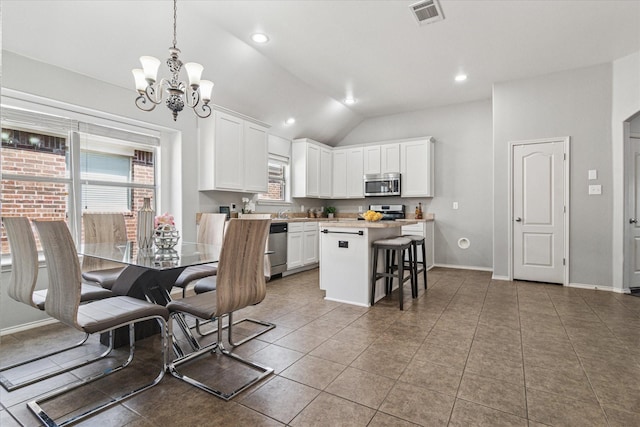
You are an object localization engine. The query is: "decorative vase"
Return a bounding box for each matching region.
[137,197,155,249]
[154,224,180,249]
[328,213,335,219]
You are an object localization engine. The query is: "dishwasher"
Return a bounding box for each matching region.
[268,222,288,277]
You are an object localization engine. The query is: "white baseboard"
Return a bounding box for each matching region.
[1,318,59,337]
[282,264,318,277]
[567,282,628,293]
[433,263,493,272]
[491,275,510,281]
[323,296,369,308]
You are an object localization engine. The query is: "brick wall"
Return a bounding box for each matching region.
[2,145,155,253]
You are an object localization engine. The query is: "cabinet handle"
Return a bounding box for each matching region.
[631,218,638,224]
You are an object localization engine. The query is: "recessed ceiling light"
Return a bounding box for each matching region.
[344,97,356,105]
[285,117,296,125]
[251,33,270,44]
[455,74,467,82]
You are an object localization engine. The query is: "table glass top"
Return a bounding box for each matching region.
[80,241,221,270]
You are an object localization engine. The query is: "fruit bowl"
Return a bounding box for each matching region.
[360,210,383,222]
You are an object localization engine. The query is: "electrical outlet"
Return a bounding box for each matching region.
[588,185,602,195]
[358,206,363,213]
[453,202,459,210]
[588,169,597,180]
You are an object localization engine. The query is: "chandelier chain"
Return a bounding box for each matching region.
[172,0,177,49]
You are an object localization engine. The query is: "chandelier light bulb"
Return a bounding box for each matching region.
[140,56,161,82]
[184,62,204,87]
[199,80,214,102]
[132,69,147,92]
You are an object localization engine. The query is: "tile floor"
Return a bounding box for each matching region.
[2,267,640,426]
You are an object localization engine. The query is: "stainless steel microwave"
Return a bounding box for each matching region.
[363,173,401,197]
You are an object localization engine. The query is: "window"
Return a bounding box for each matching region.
[1,105,159,255]
[258,155,289,203]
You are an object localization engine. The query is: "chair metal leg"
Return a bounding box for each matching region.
[227,312,275,347]
[0,332,115,392]
[27,316,168,427]
[168,313,273,401]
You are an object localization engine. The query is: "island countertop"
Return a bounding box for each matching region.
[317,220,417,228]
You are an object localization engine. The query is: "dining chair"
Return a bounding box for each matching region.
[0,217,113,391]
[27,220,171,426]
[166,219,274,400]
[173,213,226,297]
[81,213,128,289]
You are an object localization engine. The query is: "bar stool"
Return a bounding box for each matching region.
[371,237,414,310]
[403,234,428,294]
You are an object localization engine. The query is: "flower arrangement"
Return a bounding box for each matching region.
[242,197,254,214]
[155,212,175,228]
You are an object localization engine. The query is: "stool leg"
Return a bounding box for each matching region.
[397,248,404,310]
[411,242,418,296]
[421,242,427,290]
[371,247,379,306]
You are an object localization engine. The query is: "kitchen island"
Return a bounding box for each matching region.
[317,220,416,307]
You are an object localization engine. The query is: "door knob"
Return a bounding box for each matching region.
[515,217,522,222]
[631,218,638,224]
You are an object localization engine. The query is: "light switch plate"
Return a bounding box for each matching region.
[588,184,602,195]
[588,169,597,180]
[453,202,459,210]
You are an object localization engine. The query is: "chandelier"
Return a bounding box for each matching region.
[132,0,213,121]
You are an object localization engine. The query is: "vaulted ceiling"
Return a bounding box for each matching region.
[3,1,639,143]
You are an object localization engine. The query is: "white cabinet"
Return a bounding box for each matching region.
[363,146,381,175]
[346,147,364,198]
[332,150,347,198]
[332,147,363,199]
[292,139,332,198]
[303,222,319,264]
[198,111,268,193]
[243,121,269,193]
[363,143,400,175]
[401,221,435,269]
[287,221,318,271]
[400,139,434,197]
[287,223,304,269]
[319,147,333,198]
[381,143,400,173]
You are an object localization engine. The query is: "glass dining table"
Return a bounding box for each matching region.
[79,241,221,351]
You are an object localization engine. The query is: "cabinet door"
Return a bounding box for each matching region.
[214,112,244,191]
[401,140,433,197]
[381,143,400,173]
[303,229,319,264]
[332,150,347,198]
[306,144,320,197]
[319,147,333,198]
[243,122,268,193]
[346,147,364,198]
[363,146,381,175]
[287,231,303,269]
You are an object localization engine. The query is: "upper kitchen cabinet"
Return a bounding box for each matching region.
[400,138,435,197]
[292,138,332,198]
[198,110,268,193]
[333,146,364,198]
[363,143,400,175]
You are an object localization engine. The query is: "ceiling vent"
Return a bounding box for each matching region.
[410,0,445,25]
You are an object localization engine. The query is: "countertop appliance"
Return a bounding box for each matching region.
[359,204,406,221]
[268,222,288,277]
[363,173,401,197]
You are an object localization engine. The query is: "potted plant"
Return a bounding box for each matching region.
[325,206,337,219]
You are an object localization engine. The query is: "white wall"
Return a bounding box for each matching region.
[612,50,640,290]
[336,99,493,270]
[493,63,614,287]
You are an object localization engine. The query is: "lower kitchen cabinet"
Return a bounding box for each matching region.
[287,221,319,271]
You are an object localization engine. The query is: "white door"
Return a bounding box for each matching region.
[513,140,565,284]
[627,135,640,287]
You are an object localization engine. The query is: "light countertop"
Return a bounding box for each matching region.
[317,220,417,228]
